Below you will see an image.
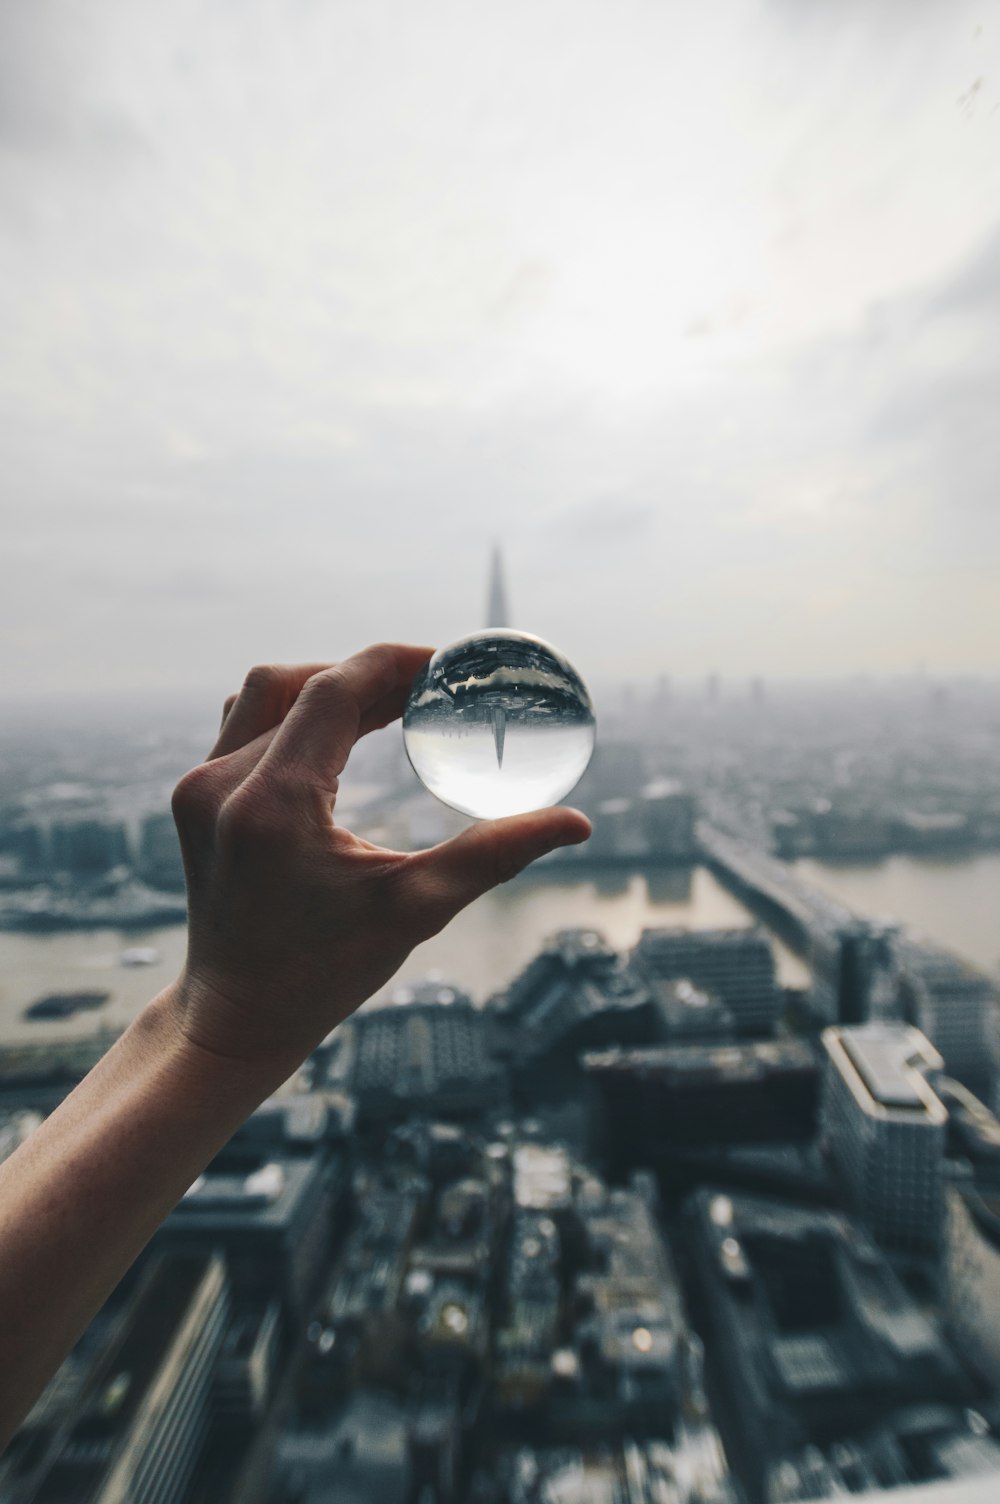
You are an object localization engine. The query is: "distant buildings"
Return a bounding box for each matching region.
[136,811,185,890]
[698,826,896,1027]
[820,1023,948,1262]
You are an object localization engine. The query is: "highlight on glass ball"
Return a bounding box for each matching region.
[403,629,596,820]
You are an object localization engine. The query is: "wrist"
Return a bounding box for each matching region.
[143,979,307,1106]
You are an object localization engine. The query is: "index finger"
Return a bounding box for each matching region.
[209,662,335,759]
[259,642,433,792]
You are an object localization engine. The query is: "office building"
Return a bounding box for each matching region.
[631,927,780,1037]
[567,1174,686,1432]
[307,1183,423,1396]
[494,929,658,1071]
[156,1149,343,1317]
[584,1039,820,1162]
[685,1189,968,1504]
[214,1299,283,1423]
[494,1208,563,1408]
[343,990,505,1123]
[820,1023,948,1261]
[897,940,999,1096]
[944,1184,1000,1388]
[22,1252,228,1504]
[640,780,697,860]
[650,978,733,1042]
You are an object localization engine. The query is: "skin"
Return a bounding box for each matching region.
[0,644,591,1448]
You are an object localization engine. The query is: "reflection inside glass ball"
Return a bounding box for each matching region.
[403,629,596,819]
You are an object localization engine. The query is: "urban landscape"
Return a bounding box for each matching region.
[3,3,999,1500]
[1,563,999,1504]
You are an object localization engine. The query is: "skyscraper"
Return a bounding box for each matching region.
[486,544,510,629]
[820,1022,948,1262]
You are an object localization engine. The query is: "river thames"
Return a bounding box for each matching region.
[1,852,997,1048]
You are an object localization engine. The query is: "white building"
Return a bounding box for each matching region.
[820,1023,948,1261]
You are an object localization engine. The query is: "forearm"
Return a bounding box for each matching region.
[0,982,296,1448]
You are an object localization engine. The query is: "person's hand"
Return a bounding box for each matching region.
[167,644,591,1071]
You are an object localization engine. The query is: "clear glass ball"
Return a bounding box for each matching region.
[403,629,596,819]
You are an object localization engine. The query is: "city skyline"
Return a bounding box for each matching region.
[1,2,999,697]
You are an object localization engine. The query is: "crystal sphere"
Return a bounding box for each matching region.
[403,629,596,819]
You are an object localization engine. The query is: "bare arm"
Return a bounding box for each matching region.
[0,644,590,1447]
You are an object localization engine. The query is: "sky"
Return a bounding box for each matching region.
[2,0,999,699]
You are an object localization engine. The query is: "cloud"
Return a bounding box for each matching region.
[1,0,999,691]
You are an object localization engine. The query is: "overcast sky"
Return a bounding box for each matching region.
[2,0,998,698]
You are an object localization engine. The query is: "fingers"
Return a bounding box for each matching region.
[399,806,592,935]
[209,663,335,760]
[260,643,433,793]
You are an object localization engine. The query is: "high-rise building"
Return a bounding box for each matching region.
[23,1252,229,1504]
[640,781,697,861]
[157,1149,342,1318]
[896,940,998,1096]
[631,927,780,1037]
[820,1023,948,1261]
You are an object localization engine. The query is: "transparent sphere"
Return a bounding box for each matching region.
[403,629,596,819]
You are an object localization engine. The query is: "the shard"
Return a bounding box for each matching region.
[491,705,506,768]
[486,544,510,630]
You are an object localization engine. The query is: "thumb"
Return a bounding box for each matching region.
[400,807,592,937]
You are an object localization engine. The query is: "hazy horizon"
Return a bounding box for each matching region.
[3,1,999,695]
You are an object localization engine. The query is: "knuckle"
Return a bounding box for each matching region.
[171,764,222,826]
[362,642,397,684]
[242,663,283,695]
[363,641,395,665]
[302,666,356,712]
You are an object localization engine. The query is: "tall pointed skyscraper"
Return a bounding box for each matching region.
[486,544,510,629]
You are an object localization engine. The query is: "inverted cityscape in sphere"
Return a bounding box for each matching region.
[402,630,596,819]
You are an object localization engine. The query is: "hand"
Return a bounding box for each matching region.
[168,644,591,1070]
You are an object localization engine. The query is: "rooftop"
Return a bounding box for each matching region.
[823,1024,947,1124]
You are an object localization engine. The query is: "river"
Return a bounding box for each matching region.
[0,853,997,1048]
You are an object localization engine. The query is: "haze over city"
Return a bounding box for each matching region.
[2,0,1000,699]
